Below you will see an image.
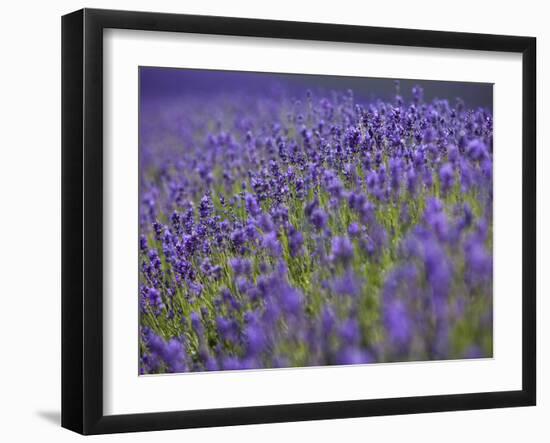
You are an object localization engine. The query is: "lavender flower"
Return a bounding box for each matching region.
[331,236,354,265]
[310,207,328,230]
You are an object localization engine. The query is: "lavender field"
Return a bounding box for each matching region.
[138,69,493,374]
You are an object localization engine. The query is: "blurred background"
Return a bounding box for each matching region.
[140,66,493,109]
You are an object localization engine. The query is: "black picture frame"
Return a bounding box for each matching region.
[61,8,537,435]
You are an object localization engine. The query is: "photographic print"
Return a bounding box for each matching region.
[138,67,493,375]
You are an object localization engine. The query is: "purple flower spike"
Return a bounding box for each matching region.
[331,236,354,266]
[262,232,282,256]
[348,222,361,238]
[310,207,328,230]
[383,298,412,350]
[466,139,488,162]
[439,162,454,193]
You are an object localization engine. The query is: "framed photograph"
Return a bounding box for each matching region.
[61,8,536,435]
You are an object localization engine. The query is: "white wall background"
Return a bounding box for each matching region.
[0,0,546,441]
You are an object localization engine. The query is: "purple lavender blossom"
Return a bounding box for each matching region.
[310,207,328,230]
[331,236,355,266]
[439,162,455,194]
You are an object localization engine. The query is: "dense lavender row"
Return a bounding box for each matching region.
[139,80,493,374]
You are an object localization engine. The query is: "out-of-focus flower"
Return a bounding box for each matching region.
[331,236,354,265]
